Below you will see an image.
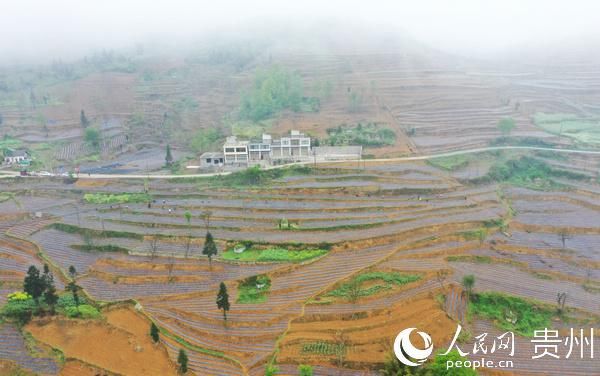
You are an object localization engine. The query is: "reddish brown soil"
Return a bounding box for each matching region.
[26,307,176,376]
[279,293,455,366]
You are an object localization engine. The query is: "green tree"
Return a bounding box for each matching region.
[84,127,101,149]
[239,66,304,122]
[298,364,314,376]
[428,350,477,375]
[347,91,363,113]
[497,117,516,136]
[150,322,160,343]
[216,282,230,321]
[177,349,188,374]
[264,365,279,376]
[165,144,173,166]
[43,281,59,315]
[202,232,218,268]
[380,350,423,375]
[184,210,192,258]
[189,128,223,153]
[80,109,90,128]
[462,274,475,301]
[68,265,77,279]
[23,265,45,304]
[67,282,80,309]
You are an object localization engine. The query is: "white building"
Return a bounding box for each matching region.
[270,130,311,162]
[223,136,249,165]
[199,152,224,168]
[3,149,30,165]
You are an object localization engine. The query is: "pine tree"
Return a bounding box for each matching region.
[202,232,218,269]
[68,265,77,279]
[44,282,59,315]
[80,109,90,128]
[177,349,188,374]
[150,322,160,343]
[42,264,53,287]
[165,144,173,166]
[67,282,80,308]
[216,282,230,321]
[24,265,45,304]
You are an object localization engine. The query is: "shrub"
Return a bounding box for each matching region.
[64,304,100,319]
[326,272,420,299]
[469,292,553,336]
[298,364,313,376]
[239,66,304,122]
[237,275,271,304]
[7,291,32,301]
[428,350,477,375]
[222,247,328,262]
[83,192,151,204]
[1,297,36,325]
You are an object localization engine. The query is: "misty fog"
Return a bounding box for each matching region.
[3,0,600,65]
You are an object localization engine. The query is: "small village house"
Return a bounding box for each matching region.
[3,149,30,165]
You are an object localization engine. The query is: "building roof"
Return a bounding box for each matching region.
[224,136,248,146]
[5,149,29,158]
[199,152,224,159]
[313,146,363,156]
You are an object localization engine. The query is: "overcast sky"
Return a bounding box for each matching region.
[2,0,600,62]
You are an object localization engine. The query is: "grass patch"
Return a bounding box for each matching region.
[447,255,492,263]
[302,341,345,355]
[83,192,152,204]
[50,223,144,240]
[222,247,327,263]
[474,156,586,189]
[324,122,395,147]
[534,112,600,145]
[428,154,470,171]
[172,165,314,186]
[237,275,271,304]
[326,271,420,300]
[70,244,130,254]
[468,292,554,337]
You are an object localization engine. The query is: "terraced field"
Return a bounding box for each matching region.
[1,151,599,375]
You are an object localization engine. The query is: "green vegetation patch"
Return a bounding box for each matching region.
[222,247,328,263]
[324,122,396,147]
[237,275,271,304]
[534,112,600,145]
[70,244,130,254]
[83,192,151,204]
[189,128,224,153]
[447,255,492,264]
[179,165,314,187]
[302,341,345,355]
[326,271,421,300]
[428,154,470,171]
[475,156,586,189]
[239,66,312,122]
[50,223,144,240]
[469,292,554,337]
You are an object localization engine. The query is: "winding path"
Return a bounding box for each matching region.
[2,145,599,180]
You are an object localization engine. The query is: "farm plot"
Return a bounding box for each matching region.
[0,324,59,375]
[451,262,600,313]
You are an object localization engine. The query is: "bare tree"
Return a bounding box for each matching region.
[149,237,159,260]
[334,330,349,367]
[557,292,567,313]
[200,210,213,231]
[346,279,362,303]
[436,270,449,291]
[167,253,175,282]
[558,229,572,250]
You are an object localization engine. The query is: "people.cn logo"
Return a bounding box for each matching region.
[394,328,434,366]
